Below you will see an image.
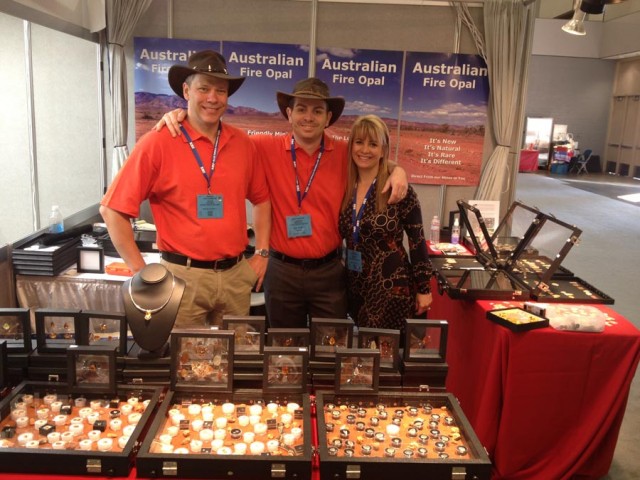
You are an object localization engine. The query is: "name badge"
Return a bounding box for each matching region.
[346,249,363,272]
[197,194,223,219]
[286,214,312,238]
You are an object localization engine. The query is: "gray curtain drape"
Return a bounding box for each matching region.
[106,0,152,182]
[456,0,535,201]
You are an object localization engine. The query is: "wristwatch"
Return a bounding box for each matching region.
[254,249,270,258]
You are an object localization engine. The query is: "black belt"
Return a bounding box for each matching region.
[269,248,341,269]
[161,252,243,270]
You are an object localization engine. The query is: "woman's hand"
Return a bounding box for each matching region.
[415,292,433,315]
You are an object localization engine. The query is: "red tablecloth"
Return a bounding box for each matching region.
[429,291,640,480]
[519,149,539,172]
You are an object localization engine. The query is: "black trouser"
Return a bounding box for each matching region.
[264,256,348,328]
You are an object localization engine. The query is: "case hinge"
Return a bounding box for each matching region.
[451,466,467,479]
[346,464,361,479]
[48,374,59,382]
[162,461,178,476]
[86,459,102,474]
[538,282,550,293]
[132,377,144,384]
[418,384,431,392]
[271,463,286,478]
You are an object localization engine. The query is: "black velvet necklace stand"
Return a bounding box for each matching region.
[122,263,185,358]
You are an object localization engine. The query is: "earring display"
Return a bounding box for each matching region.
[222,316,266,359]
[263,347,308,394]
[403,319,448,363]
[266,328,310,348]
[310,318,354,362]
[67,345,117,394]
[335,348,380,394]
[77,311,128,356]
[0,381,161,476]
[35,308,82,354]
[0,308,32,353]
[357,328,400,372]
[170,330,234,393]
[315,391,491,479]
[136,393,313,479]
[76,245,105,274]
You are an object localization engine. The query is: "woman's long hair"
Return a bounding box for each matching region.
[341,114,391,213]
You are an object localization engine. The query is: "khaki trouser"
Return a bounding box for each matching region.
[161,257,258,328]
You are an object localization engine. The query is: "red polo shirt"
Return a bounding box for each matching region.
[102,120,269,260]
[253,133,347,259]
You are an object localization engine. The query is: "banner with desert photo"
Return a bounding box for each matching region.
[134,37,221,141]
[315,47,403,154]
[400,51,489,186]
[134,38,488,187]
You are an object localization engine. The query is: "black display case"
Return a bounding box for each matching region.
[435,201,614,304]
[136,329,313,479]
[315,391,491,480]
[0,308,32,353]
[0,377,161,476]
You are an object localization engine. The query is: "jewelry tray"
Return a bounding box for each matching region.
[315,391,491,480]
[0,381,161,476]
[136,391,313,479]
[434,201,614,304]
[486,307,550,332]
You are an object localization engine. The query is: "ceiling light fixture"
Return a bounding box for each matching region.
[562,1,587,36]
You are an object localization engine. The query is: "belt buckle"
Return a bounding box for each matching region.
[301,258,319,269]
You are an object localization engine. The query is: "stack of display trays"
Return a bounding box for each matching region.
[309,318,354,389]
[315,347,490,480]
[0,345,161,476]
[222,315,266,388]
[136,329,313,479]
[12,233,81,276]
[0,308,32,385]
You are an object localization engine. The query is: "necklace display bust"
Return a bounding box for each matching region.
[122,263,185,354]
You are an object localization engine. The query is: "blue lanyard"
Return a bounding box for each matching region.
[290,135,324,210]
[179,123,221,194]
[351,179,377,246]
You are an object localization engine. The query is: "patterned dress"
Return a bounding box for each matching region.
[338,185,432,333]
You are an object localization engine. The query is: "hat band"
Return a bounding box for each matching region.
[292,89,329,99]
[193,66,229,75]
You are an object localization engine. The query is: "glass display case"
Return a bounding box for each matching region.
[435,201,614,304]
[316,391,491,480]
[136,330,313,479]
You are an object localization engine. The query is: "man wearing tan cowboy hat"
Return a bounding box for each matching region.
[101,50,271,328]
[155,76,407,328]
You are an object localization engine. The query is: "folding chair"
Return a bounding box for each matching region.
[572,149,592,174]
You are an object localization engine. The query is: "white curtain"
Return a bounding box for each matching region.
[106,0,152,181]
[457,0,535,201]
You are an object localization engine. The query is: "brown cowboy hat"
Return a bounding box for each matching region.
[168,50,245,99]
[276,77,345,126]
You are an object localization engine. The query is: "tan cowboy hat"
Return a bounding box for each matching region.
[168,50,245,99]
[276,77,345,126]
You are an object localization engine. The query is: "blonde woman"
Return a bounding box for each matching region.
[339,115,432,334]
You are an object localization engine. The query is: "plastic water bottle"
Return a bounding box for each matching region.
[430,215,440,245]
[451,218,460,245]
[48,205,64,233]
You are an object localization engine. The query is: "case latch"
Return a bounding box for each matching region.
[162,461,178,476]
[451,466,467,479]
[86,459,102,474]
[346,464,361,479]
[271,463,286,478]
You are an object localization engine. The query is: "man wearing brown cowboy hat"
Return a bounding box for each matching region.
[101,50,271,328]
[156,76,407,328]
